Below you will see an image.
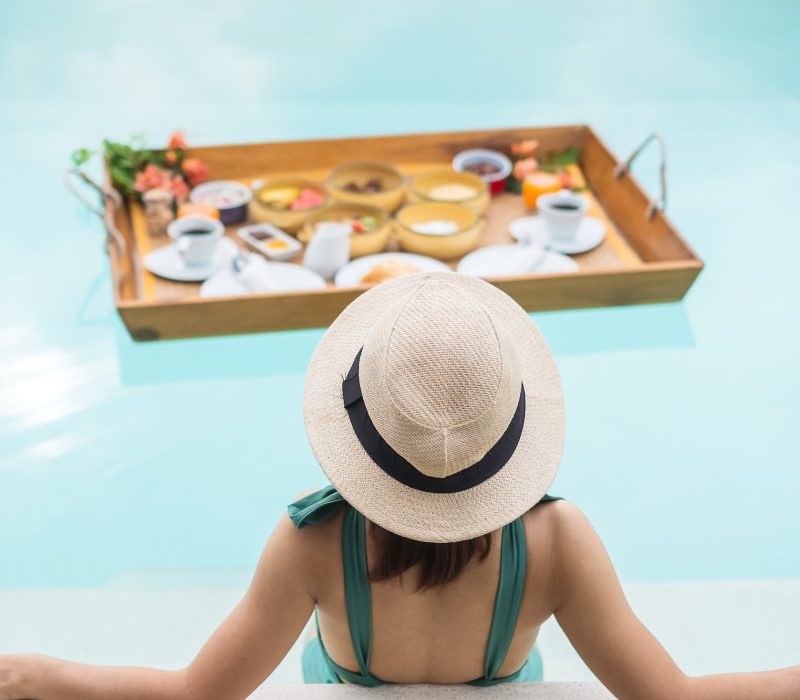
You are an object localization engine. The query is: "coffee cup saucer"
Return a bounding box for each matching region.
[143,238,238,282]
[509,215,606,255]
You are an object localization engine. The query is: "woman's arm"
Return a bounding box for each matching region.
[551,502,800,700]
[1,513,316,700]
[0,656,185,700]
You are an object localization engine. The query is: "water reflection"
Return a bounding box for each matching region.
[113,302,695,386]
[0,330,117,432]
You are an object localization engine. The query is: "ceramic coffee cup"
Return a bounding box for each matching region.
[536,190,589,243]
[167,216,225,267]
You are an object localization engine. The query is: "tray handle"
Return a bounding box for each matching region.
[64,167,126,255]
[613,132,667,220]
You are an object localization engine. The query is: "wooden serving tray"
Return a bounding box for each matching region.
[106,125,702,341]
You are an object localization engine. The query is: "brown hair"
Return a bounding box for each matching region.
[368,522,492,591]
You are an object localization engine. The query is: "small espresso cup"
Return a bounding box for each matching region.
[537,190,589,243]
[167,216,225,267]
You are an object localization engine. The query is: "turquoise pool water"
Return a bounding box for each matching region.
[1,0,799,597]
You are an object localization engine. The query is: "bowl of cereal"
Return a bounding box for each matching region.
[326,162,407,213]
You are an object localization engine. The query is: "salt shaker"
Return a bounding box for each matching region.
[142,187,174,237]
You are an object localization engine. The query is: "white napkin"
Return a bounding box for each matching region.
[500,244,546,275]
[236,254,278,293]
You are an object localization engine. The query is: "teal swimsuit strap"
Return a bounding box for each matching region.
[318,507,383,686]
[485,518,528,681]
[471,493,564,686]
[287,485,346,528]
[289,488,381,684]
[341,507,375,678]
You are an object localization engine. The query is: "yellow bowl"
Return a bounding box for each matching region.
[299,203,392,258]
[326,162,407,213]
[394,202,483,260]
[408,169,490,216]
[250,178,329,233]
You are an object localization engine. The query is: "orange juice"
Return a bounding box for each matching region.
[522,172,562,210]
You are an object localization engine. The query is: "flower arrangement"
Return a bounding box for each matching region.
[71,130,210,202]
[506,140,582,194]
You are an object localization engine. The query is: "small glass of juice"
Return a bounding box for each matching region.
[522,172,563,210]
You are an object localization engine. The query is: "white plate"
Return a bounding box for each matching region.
[143,238,238,282]
[334,252,451,287]
[509,215,606,255]
[200,262,326,297]
[457,244,578,277]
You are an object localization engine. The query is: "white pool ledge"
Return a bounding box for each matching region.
[248,683,613,699]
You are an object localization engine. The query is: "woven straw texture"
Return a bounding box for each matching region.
[303,272,564,542]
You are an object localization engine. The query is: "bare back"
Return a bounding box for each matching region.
[307,500,564,684]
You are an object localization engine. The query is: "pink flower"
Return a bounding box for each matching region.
[168,174,190,201]
[182,157,210,186]
[167,130,188,150]
[513,157,538,180]
[135,164,171,192]
[511,139,539,158]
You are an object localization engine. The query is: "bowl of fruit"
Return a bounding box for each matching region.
[299,202,391,258]
[250,178,329,232]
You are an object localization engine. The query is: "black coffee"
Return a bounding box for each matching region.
[181,228,214,236]
[551,203,580,211]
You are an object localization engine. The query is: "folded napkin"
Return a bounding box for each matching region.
[236,254,278,293]
[500,244,546,275]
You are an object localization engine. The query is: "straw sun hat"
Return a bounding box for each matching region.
[303,272,564,542]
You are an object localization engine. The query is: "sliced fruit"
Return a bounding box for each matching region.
[258,186,300,208]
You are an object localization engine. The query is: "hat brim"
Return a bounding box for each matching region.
[303,272,564,542]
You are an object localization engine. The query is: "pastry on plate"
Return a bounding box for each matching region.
[360,258,422,285]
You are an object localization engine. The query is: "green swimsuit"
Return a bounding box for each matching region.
[288,485,562,686]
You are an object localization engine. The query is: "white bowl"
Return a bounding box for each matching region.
[190,180,252,225]
[452,149,513,192]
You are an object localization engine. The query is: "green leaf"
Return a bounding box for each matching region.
[70,147,94,166]
[505,178,523,194]
[539,147,579,170]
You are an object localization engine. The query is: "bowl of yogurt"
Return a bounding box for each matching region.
[394,202,483,260]
[408,169,489,216]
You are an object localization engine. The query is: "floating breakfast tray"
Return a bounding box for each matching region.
[97,125,702,341]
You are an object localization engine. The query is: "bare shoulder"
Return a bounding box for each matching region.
[522,498,588,539]
[521,500,602,596]
[262,489,344,581]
